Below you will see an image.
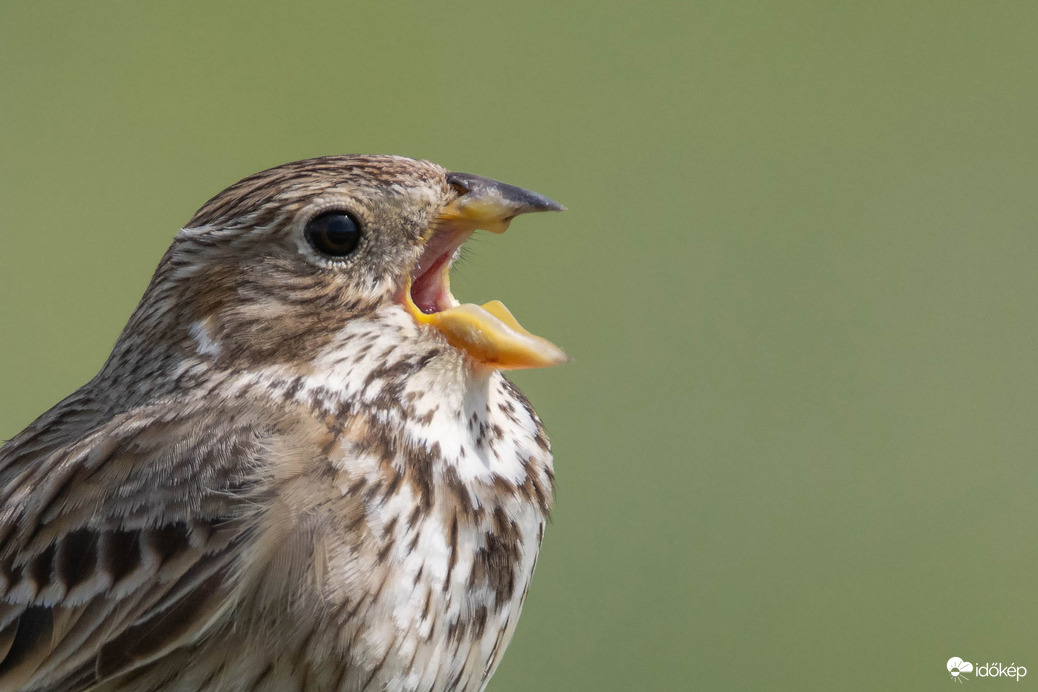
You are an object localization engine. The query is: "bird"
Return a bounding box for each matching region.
[0,155,568,692]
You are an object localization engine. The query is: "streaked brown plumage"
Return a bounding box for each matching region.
[0,156,565,691]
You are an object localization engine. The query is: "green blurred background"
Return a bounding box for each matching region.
[2,2,1037,689]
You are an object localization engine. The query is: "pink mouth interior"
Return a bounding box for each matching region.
[409,230,471,314]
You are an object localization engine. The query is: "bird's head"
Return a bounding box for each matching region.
[121,155,567,374]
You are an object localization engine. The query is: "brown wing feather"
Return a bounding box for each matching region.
[0,391,277,692]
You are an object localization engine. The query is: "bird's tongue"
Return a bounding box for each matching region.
[403,272,568,370]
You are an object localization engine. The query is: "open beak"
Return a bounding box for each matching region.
[399,172,569,370]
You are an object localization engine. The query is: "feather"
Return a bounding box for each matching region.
[0,392,272,692]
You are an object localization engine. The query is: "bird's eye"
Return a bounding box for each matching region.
[305,211,362,258]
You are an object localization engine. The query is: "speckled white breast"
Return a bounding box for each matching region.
[168,305,556,692]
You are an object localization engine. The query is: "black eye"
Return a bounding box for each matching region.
[305,211,361,258]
